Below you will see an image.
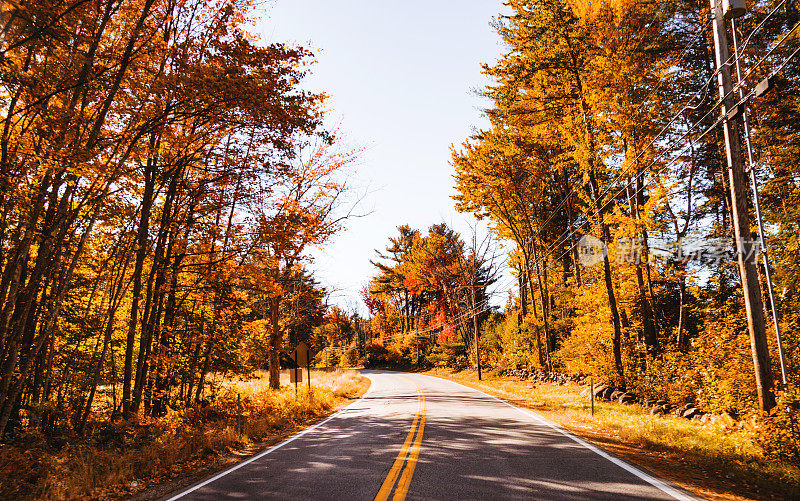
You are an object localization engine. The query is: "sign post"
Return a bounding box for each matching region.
[293,351,299,398]
[291,342,315,397]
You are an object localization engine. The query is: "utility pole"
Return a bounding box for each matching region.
[472,284,482,381]
[710,0,775,411]
[730,19,789,389]
[415,314,420,365]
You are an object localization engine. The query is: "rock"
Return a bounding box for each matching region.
[619,394,637,405]
[682,407,700,419]
[719,411,736,428]
[656,400,668,407]
[650,405,666,415]
[601,387,615,400]
[611,391,624,401]
[740,416,759,432]
[592,384,608,399]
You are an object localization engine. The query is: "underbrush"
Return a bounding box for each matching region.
[427,367,800,500]
[0,370,369,500]
[309,368,367,398]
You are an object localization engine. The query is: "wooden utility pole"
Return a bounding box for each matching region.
[730,19,789,389]
[472,285,482,381]
[709,0,775,411]
[415,315,420,365]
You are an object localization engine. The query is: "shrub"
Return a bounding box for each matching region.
[387,341,414,365]
[690,319,757,412]
[426,342,467,369]
[315,350,339,368]
[340,347,359,367]
[363,343,391,368]
[759,388,800,467]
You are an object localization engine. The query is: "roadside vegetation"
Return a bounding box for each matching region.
[0,370,369,500]
[2,0,800,498]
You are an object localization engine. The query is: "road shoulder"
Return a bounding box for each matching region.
[422,368,782,501]
[132,378,371,501]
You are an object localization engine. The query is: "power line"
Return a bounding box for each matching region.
[537,10,796,262]
[535,18,714,235]
[532,37,800,281]
[535,17,800,269]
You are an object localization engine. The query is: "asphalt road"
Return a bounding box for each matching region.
[164,371,702,501]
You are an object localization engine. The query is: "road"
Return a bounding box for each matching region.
[164,371,702,501]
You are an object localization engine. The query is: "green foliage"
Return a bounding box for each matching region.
[339,347,360,368]
[426,342,468,370]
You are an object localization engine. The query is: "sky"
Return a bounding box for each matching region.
[255,1,509,313]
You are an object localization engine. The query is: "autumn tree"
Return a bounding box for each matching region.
[0,0,353,435]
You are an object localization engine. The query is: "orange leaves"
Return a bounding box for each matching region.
[0,0,358,433]
[246,139,359,269]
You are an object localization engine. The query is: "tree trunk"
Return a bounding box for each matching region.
[676,264,688,352]
[123,151,155,419]
[531,240,552,370]
[521,251,544,367]
[626,178,658,353]
[601,222,625,386]
[268,293,281,390]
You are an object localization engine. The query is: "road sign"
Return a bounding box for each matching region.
[291,342,314,368]
[290,342,315,394]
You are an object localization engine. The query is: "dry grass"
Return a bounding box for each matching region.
[0,370,370,501]
[308,369,368,398]
[425,367,799,501]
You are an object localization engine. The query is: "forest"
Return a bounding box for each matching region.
[0,0,365,443]
[362,0,800,465]
[2,0,800,497]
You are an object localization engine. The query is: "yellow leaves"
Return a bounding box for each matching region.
[569,0,642,27]
[568,0,604,24]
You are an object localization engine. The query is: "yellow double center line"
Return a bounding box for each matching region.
[374,382,426,501]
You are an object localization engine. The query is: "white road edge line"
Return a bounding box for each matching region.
[163,397,365,501]
[421,374,703,501]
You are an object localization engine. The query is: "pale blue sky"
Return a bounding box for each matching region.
[256,1,508,312]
